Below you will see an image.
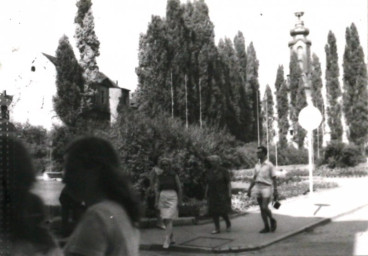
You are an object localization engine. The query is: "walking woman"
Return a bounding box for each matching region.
[205,155,232,234]
[62,136,141,256]
[1,136,62,255]
[155,157,182,249]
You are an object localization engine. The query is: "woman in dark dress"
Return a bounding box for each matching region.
[205,155,232,234]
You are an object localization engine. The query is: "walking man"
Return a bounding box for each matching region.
[247,146,278,233]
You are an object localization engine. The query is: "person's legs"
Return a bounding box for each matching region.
[211,214,220,233]
[257,196,270,233]
[221,213,231,231]
[163,218,173,248]
[156,209,166,229]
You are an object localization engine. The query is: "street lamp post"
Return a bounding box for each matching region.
[298,74,322,198]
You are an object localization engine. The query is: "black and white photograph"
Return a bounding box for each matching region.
[1,0,367,255]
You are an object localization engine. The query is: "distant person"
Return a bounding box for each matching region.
[247,146,278,233]
[0,135,62,255]
[62,136,141,256]
[205,155,232,234]
[155,157,182,249]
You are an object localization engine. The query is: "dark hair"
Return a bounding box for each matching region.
[0,136,56,251]
[257,145,268,155]
[63,136,141,224]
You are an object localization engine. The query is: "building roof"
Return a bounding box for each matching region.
[42,52,130,91]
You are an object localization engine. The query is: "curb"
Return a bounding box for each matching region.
[140,203,368,254]
[139,212,247,229]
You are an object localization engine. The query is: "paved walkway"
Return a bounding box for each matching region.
[140,177,368,253]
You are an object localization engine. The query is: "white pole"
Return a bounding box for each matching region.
[308,129,313,197]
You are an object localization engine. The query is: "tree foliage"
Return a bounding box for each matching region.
[289,52,306,148]
[342,23,368,148]
[100,110,247,200]
[275,65,288,148]
[135,0,260,142]
[15,123,48,174]
[325,31,343,141]
[262,85,275,149]
[75,0,100,109]
[53,35,84,127]
[310,53,324,155]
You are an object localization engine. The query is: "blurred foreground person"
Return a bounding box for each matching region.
[0,136,62,256]
[63,136,141,256]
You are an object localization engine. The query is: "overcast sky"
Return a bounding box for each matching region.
[0,0,366,129]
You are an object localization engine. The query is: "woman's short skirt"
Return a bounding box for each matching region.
[159,190,178,219]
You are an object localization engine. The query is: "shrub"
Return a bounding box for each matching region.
[15,122,48,174]
[269,146,308,166]
[102,110,248,200]
[320,141,362,168]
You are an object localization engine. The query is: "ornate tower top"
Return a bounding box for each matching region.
[0,90,13,120]
[289,11,312,75]
[0,90,16,135]
[290,12,310,37]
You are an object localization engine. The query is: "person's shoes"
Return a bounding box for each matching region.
[226,226,231,232]
[259,227,270,233]
[271,218,277,232]
[211,229,220,234]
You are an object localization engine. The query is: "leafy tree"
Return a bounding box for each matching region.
[217,38,247,141]
[53,35,84,127]
[289,52,305,148]
[325,31,343,141]
[342,23,368,149]
[234,31,251,141]
[135,16,170,116]
[246,42,261,142]
[310,53,324,156]
[262,84,275,150]
[75,0,100,109]
[275,65,289,148]
[15,123,48,173]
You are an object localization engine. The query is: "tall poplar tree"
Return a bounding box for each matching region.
[135,16,170,116]
[74,0,100,109]
[262,84,275,150]
[310,53,324,156]
[234,31,251,140]
[246,42,261,142]
[53,35,85,127]
[275,65,289,148]
[325,31,343,142]
[343,23,368,148]
[289,52,306,148]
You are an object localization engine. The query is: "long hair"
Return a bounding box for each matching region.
[0,136,56,251]
[63,136,141,224]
